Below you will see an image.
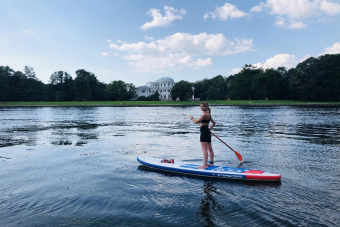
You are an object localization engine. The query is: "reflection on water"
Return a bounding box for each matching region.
[0,106,339,226]
[197,182,223,227]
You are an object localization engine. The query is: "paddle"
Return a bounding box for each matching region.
[210,132,243,162]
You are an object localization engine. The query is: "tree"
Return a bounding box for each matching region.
[193,75,228,100]
[106,80,136,101]
[137,90,160,101]
[74,69,106,101]
[9,71,25,101]
[55,91,65,101]
[227,64,263,100]
[148,90,160,101]
[137,96,148,101]
[24,66,37,80]
[75,73,92,101]
[0,66,12,101]
[252,68,289,100]
[292,54,340,101]
[170,80,193,101]
[18,77,46,101]
[49,71,75,101]
[49,71,71,85]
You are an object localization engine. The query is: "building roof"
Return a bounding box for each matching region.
[156,77,174,82]
[137,86,150,89]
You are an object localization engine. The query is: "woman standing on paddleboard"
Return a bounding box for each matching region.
[189,102,216,169]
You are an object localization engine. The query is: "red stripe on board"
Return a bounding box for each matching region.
[243,170,265,174]
[245,174,281,181]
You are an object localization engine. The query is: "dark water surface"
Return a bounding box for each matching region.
[0,106,339,226]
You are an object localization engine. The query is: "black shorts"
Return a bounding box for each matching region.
[200,126,211,143]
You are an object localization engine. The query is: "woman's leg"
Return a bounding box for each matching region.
[207,142,214,166]
[199,142,208,169]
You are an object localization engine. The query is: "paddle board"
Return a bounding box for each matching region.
[137,157,281,181]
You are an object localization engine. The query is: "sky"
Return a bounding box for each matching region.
[1,0,340,86]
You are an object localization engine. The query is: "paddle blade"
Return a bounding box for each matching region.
[234,150,243,162]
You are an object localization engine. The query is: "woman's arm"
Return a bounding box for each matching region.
[209,117,216,130]
[189,113,209,124]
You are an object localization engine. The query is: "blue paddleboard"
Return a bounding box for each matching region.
[137,156,281,181]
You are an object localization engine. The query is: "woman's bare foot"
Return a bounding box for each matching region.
[208,164,214,167]
[198,165,208,169]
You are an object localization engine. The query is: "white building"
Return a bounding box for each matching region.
[136,77,175,100]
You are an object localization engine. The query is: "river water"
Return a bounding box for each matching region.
[0,106,339,226]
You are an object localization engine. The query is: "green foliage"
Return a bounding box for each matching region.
[49,71,75,101]
[1,53,339,102]
[137,90,160,101]
[194,75,228,100]
[252,67,289,100]
[0,66,12,101]
[55,91,65,101]
[171,80,193,101]
[106,80,136,101]
[137,96,148,101]
[227,65,263,100]
[24,66,37,80]
[2,66,46,101]
[148,90,160,101]
[291,54,340,101]
[75,71,92,101]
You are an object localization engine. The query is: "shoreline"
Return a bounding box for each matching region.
[1,103,340,108]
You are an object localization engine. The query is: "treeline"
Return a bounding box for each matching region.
[1,54,339,102]
[0,67,136,102]
[172,54,340,101]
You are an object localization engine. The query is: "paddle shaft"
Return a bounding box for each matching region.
[210,132,243,162]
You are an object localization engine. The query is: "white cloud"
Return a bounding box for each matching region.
[231,43,340,75]
[193,58,212,67]
[101,52,109,56]
[319,0,340,15]
[109,32,253,72]
[251,0,340,29]
[140,6,186,30]
[250,4,264,12]
[230,68,242,75]
[144,36,155,41]
[321,42,340,55]
[109,44,119,49]
[204,3,249,20]
[288,21,307,29]
[106,39,112,43]
[254,54,298,69]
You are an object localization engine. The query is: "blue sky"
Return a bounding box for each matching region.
[1,0,340,86]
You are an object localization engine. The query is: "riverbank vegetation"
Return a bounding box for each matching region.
[2,100,340,106]
[1,54,339,102]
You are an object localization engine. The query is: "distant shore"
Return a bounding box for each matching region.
[1,100,340,107]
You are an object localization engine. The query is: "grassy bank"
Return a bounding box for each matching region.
[1,100,340,106]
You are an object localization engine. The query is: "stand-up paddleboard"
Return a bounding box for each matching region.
[137,157,281,181]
